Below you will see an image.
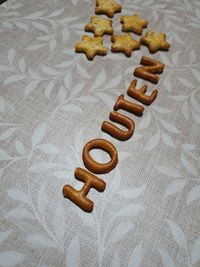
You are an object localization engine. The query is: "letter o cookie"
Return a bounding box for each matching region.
[82,138,118,174]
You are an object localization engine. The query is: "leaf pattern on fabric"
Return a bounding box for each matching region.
[0,251,25,266]
[0,0,200,266]
[167,220,187,248]
[157,248,176,267]
[127,242,144,267]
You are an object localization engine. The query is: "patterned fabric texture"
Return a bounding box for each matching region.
[0,0,200,266]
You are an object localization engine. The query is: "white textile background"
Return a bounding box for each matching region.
[0,0,200,266]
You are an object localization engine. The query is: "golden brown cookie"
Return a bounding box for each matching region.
[85,16,113,37]
[63,167,106,212]
[114,94,144,116]
[95,0,122,18]
[140,30,170,53]
[75,35,107,60]
[111,33,140,57]
[127,79,158,105]
[82,138,118,174]
[102,111,135,141]
[134,56,165,84]
[120,14,148,35]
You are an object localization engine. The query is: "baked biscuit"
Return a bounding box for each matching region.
[75,35,107,60]
[102,111,135,141]
[82,139,118,174]
[114,94,144,116]
[140,30,170,53]
[111,33,140,57]
[85,16,113,37]
[63,168,106,212]
[127,79,158,105]
[95,0,122,18]
[120,14,148,35]
[134,56,165,84]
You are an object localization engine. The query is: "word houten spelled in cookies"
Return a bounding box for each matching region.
[63,56,166,212]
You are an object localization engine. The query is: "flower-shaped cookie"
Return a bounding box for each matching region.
[111,33,140,57]
[75,35,107,60]
[85,17,113,37]
[95,0,122,18]
[120,14,148,35]
[140,30,170,53]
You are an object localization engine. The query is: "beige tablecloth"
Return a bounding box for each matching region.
[0,0,200,266]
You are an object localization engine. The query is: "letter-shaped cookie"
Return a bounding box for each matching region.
[114,94,144,116]
[127,79,158,105]
[134,56,165,84]
[83,138,118,174]
[63,168,106,212]
[102,111,135,141]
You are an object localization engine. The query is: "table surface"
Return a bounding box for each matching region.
[1,0,200,266]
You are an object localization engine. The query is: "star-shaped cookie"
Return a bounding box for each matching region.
[75,35,107,60]
[111,33,140,57]
[85,17,113,37]
[120,14,148,35]
[95,0,122,18]
[140,30,170,53]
